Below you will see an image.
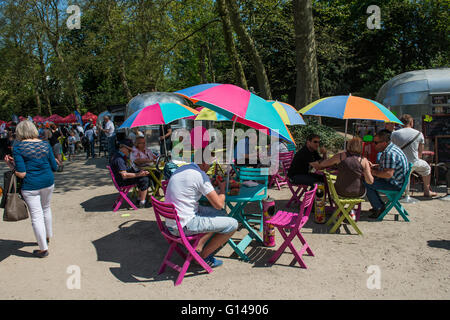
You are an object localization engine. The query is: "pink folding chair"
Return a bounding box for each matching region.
[106,165,138,212]
[151,196,212,286]
[265,184,317,268]
[282,157,308,208]
[269,151,294,190]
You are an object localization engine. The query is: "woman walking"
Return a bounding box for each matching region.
[6,120,60,258]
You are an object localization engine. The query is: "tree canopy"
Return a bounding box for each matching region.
[0,0,448,120]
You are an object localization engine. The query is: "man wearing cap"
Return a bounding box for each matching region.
[110,139,151,208]
[165,148,238,268]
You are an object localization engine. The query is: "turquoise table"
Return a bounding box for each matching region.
[225,183,266,261]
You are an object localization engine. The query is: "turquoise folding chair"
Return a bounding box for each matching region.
[237,167,269,231]
[377,163,413,222]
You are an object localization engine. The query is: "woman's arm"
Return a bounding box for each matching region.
[12,146,27,178]
[362,158,374,185]
[311,153,342,170]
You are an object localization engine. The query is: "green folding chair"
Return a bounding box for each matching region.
[324,171,364,235]
[376,163,413,222]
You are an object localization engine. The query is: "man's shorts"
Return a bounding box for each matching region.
[412,159,431,176]
[168,206,238,236]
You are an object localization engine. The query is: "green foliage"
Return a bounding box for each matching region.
[289,118,345,153]
[0,0,448,121]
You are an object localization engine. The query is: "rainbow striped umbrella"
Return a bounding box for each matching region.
[299,95,402,147]
[119,102,198,129]
[268,100,305,125]
[175,83,294,144]
[299,95,402,123]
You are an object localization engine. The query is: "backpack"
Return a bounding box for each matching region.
[163,161,179,180]
[81,135,88,147]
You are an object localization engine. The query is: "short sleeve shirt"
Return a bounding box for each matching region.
[287,145,322,178]
[110,151,133,185]
[378,143,409,188]
[391,127,424,163]
[104,121,115,137]
[165,163,214,229]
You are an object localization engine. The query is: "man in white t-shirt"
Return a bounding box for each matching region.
[165,149,238,268]
[391,114,437,197]
[101,116,116,160]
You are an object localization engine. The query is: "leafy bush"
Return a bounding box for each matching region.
[289,118,345,153]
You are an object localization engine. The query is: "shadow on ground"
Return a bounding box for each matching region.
[427,240,450,250]
[80,193,135,212]
[0,239,37,261]
[91,220,211,285]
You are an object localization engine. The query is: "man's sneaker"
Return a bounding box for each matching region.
[138,202,146,209]
[204,255,223,268]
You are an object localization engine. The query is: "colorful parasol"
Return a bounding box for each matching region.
[175,83,294,144]
[268,100,305,126]
[299,95,402,123]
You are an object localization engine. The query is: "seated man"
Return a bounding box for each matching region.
[391,114,437,197]
[364,129,409,219]
[110,139,151,208]
[287,134,327,186]
[165,148,238,268]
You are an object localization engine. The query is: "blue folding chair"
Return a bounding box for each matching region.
[237,167,269,231]
[377,163,413,222]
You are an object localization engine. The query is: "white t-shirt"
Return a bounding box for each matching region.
[104,120,115,137]
[391,127,424,163]
[165,163,214,229]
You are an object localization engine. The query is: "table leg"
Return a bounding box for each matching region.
[226,202,263,261]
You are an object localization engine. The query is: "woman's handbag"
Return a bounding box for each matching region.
[3,173,29,222]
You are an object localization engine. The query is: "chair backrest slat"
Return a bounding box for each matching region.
[107,165,121,190]
[296,184,317,225]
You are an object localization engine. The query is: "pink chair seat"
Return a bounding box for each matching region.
[265,185,317,268]
[151,196,212,286]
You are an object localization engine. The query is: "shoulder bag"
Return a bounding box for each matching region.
[3,173,29,222]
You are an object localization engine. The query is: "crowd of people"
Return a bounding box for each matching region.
[2,113,438,266]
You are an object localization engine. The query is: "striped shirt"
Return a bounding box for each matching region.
[378,142,409,188]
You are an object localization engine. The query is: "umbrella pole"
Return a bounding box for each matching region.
[162,125,168,158]
[344,119,348,150]
[226,118,237,195]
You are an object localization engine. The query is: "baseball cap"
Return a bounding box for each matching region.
[119,139,133,149]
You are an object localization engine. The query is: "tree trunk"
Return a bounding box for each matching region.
[293,0,320,110]
[118,54,133,101]
[199,43,208,83]
[217,0,247,89]
[225,0,271,98]
[206,41,216,83]
[36,32,52,115]
[33,85,42,115]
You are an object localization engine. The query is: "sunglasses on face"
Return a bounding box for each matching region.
[312,140,320,144]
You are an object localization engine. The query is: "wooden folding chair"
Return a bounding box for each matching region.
[106,165,138,212]
[265,184,317,268]
[151,196,212,286]
[377,163,413,222]
[324,171,363,235]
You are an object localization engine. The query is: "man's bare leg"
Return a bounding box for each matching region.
[423,174,437,197]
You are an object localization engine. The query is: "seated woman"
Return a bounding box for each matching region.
[130,136,161,192]
[311,137,374,199]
